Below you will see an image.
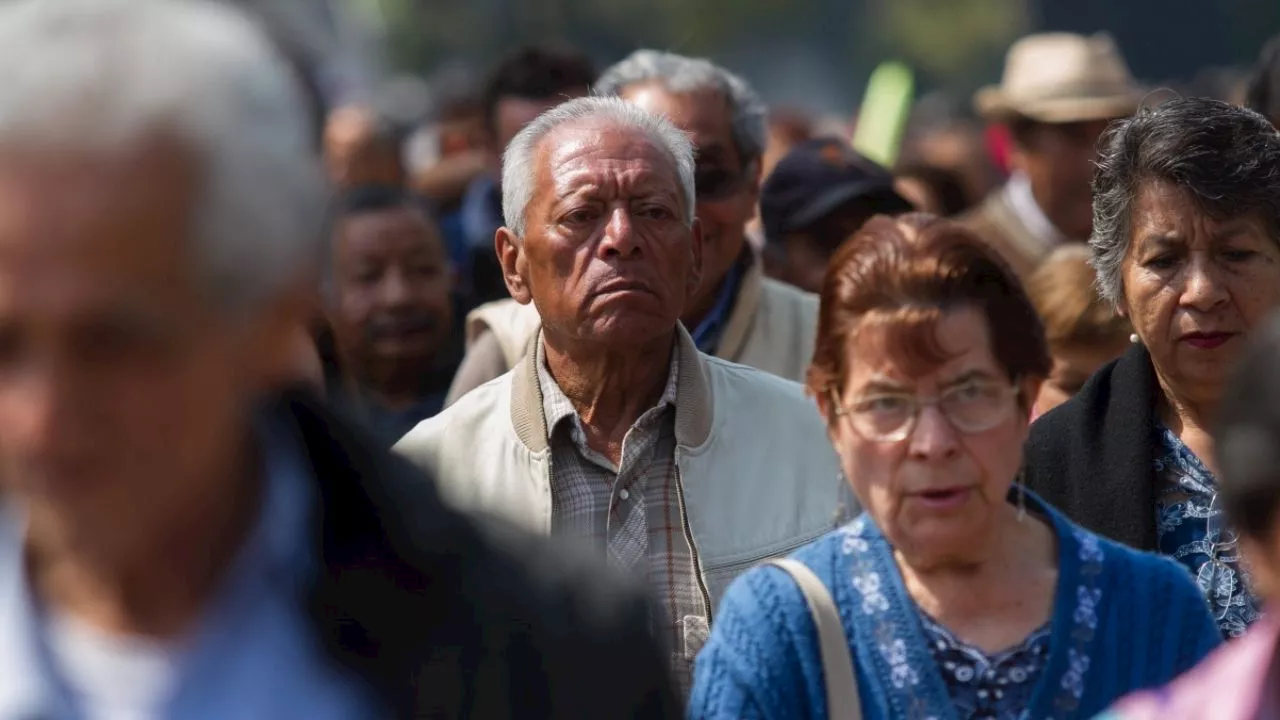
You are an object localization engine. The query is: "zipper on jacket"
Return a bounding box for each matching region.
[672,463,714,623]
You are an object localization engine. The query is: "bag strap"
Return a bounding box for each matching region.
[766,558,862,720]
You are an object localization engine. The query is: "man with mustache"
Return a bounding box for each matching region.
[395,96,850,694]
[328,184,461,444]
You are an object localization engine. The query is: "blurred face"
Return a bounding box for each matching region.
[1033,339,1128,417]
[621,83,759,307]
[822,307,1038,562]
[323,107,402,188]
[496,121,702,347]
[0,142,299,559]
[332,207,453,381]
[1013,119,1112,239]
[1120,180,1280,407]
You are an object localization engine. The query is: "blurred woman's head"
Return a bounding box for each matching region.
[1025,244,1130,417]
[807,213,1049,562]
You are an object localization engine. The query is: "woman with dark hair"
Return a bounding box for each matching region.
[1024,97,1280,639]
[689,215,1218,720]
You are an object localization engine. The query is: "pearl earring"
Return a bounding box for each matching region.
[1129,333,1140,344]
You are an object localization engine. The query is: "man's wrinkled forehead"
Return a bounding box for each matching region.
[536,120,680,197]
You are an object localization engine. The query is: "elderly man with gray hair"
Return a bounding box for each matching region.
[395,95,849,693]
[444,50,819,405]
[0,2,682,717]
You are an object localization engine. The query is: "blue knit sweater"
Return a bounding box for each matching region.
[689,502,1221,720]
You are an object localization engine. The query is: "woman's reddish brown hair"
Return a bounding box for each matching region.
[806,213,1050,414]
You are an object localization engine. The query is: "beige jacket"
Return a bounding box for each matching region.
[396,327,853,612]
[444,258,819,406]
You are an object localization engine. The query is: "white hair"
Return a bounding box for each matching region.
[595,50,768,165]
[0,0,325,312]
[501,96,696,238]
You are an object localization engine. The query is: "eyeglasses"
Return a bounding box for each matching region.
[694,162,753,201]
[1203,493,1243,621]
[829,379,1021,443]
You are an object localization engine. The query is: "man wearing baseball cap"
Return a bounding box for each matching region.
[760,137,913,294]
[961,32,1142,277]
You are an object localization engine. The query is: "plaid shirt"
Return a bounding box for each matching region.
[536,339,706,694]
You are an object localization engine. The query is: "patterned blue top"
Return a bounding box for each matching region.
[916,608,1051,720]
[689,492,1222,720]
[1153,423,1262,638]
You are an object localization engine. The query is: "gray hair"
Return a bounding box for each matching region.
[1090,97,1280,305]
[501,96,696,237]
[595,50,768,166]
[0,0,325,313]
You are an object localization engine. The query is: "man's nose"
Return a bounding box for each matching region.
[598,207,640,258]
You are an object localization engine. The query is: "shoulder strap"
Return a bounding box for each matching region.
[766,558,862,719]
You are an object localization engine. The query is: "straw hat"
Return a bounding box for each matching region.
[975,32,1142,123]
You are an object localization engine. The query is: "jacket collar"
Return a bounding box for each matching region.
[509,325,715,453]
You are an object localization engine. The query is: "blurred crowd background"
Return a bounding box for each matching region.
[331,0,1276,122]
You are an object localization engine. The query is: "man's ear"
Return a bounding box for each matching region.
[496,226,532,304]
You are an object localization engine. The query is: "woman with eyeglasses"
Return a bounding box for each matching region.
[1023,98,1280,639]
[688,214,1219,720]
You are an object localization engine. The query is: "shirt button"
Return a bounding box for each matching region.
[619,489,630,500]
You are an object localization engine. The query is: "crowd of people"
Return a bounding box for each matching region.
[6,0,1280,718]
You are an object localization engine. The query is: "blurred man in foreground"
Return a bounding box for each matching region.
[445,51,818,407]
[962,33,1141,277]
[0,2,677,717]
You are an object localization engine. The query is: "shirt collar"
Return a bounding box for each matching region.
[1003,171,1069,247]
[535,332,681,438]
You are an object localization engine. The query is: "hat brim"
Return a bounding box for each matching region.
[974,85,1142,123]
[776,182,913,238]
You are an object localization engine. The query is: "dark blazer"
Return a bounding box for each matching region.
[277,390,680,718]
[1022,342,1162,551]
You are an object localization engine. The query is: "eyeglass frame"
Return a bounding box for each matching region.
[826,377,1024,444]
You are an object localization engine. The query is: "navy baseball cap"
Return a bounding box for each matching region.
[760,137,912,244]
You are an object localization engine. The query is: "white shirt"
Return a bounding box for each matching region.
[45,611,180,720]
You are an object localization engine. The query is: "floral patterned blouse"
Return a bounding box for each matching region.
[916,607,1052,720]
[1154,423,1262,638]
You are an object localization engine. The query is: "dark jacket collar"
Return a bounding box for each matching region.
[1022,342,1161,550]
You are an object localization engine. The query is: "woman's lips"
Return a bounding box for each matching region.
[911,487,972,511]
[1180,332,1236,350]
